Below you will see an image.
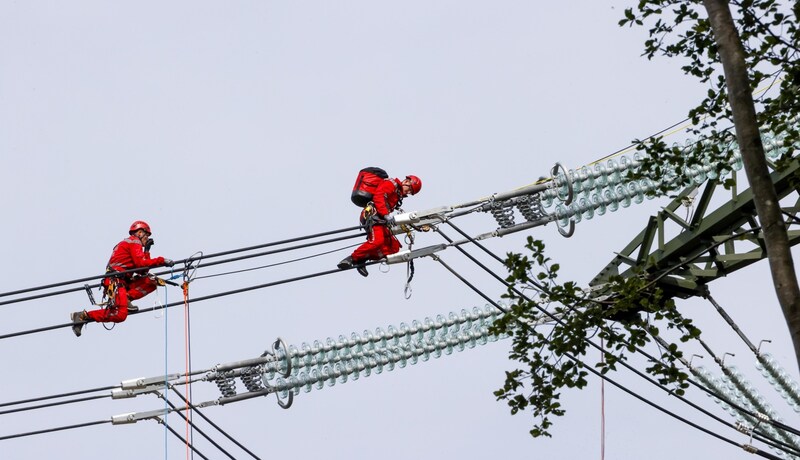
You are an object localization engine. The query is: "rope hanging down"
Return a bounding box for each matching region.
[434,222,800,456]
[429,251,794,459]
[181,255,200,460]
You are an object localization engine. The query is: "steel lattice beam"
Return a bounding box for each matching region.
[590,158,800,299]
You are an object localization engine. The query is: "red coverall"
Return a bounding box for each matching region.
[86,235,165,323]
[351,178,403,263]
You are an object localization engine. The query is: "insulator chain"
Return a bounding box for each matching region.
[725,365,782,426]
[204,305,508,402]
[257,305,508,399]
[268,320,503,399]
[540,130,795,229]
[757,353,800,414]
[262,306,502,377]
[693,365,800,458]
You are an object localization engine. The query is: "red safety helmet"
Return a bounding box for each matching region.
[405,175,422,195]
[129,220,152,235]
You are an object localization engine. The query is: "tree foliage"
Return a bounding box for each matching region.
[620,0,799,193]
[620,0,800,370]
[496,0,800,437]
[492,237,697,437]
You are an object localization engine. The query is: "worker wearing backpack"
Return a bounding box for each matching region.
[339,171,422,277]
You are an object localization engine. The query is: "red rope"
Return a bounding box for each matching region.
[600,337,606,460]
[182,282,191,460]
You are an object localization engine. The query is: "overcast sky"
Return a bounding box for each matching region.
[2,2,798,459]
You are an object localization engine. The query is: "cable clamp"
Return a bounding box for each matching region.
[385,244,447,265]
[393,206,453,227]
[741,444,758,454]
[735,421,753,435]
[111,408,169,425]
[120,373,181,390]
[112,384,164,400]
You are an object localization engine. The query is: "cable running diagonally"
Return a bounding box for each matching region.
[169,387,262,460]
[0,225,365,305]
[159,391,238,460]
[0,267,345,340]
[429,249,792,458]
[436,223,800,453]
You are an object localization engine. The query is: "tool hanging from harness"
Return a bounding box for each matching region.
[354,173,423,293]
[401,224,415,299]
[361,199,418,297]
[98,267,123,330]
[96,265,179,330]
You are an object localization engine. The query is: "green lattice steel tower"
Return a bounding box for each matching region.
[590,159,800,299]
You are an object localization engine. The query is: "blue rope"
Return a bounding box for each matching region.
[164,270,171,460]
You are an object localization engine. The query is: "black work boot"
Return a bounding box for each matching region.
[356,265,369,277]
[70,311,88,337]
[337,256,355,270]
[126,304,139,313]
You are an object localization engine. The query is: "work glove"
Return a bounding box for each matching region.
[144,238,155,253]
[163,258,175,267]
[383,215,396,226]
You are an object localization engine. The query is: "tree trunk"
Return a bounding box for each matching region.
[703,0,800,371]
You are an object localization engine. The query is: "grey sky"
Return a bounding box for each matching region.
[1,2,796,459]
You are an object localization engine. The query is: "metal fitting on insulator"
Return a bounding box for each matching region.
[241,372,264,393]
[516,195,545,222]
[215,376,237,398]
[490,205,515,228]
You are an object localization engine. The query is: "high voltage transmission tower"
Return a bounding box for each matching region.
[3,125,799,459]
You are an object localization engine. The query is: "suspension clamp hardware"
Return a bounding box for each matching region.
[385,244,447,264]
[755,412,770,423]
[393,206,453,227]
[111,408,170,425]
[112,385,164,399]
[120,373,181,390]
[741,444,758,454]
[734,421,753,434]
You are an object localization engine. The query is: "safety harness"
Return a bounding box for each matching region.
[359,181,417,297]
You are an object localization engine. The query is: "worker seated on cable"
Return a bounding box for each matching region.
[70,221,174,337]
[338,174,422,277]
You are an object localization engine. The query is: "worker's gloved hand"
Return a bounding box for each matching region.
[144,238,155,252]
[163,258,175,267]
[383,215,396,226]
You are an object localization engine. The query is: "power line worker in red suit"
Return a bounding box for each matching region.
[338,175,422,277]
[70,221,174,337]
